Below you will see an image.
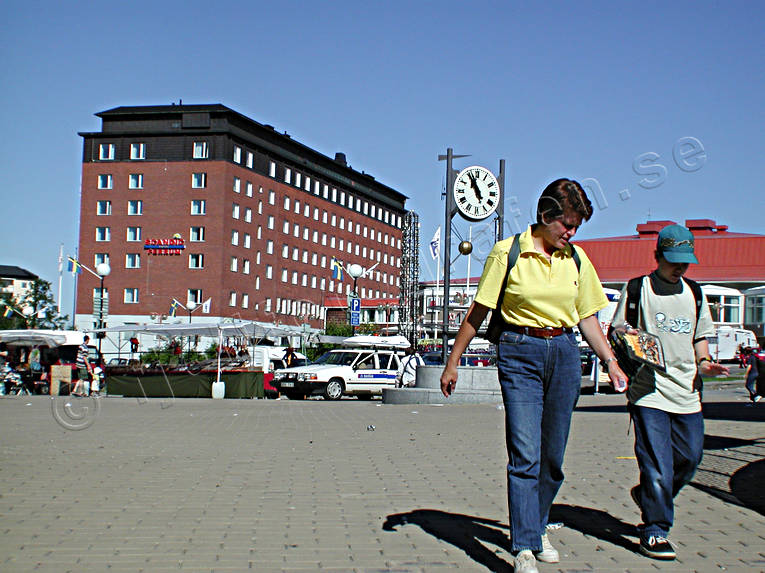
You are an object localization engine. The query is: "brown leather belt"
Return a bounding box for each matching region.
[505,324,573,339]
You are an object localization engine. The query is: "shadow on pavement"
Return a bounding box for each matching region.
[701,400,765,422]
[694,433,765,516]
[549,504,639,552]
[382,509,513,572]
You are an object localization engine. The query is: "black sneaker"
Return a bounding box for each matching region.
[640,535,676,560]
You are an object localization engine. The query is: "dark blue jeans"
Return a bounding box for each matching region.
[629,404,704,539]
[497,330,581,552]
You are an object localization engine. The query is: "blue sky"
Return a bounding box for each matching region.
[1,1,763,314]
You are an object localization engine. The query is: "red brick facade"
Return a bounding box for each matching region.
[77,105,407,332]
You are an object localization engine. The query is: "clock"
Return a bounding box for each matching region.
[453,165,500,221]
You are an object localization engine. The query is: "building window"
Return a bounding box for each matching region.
[230,257,238,272]
[98,174,112,189]
[96,200,111,215]
[255,277,260,290]
[246,181,253,197]
[125,253,140,268]
[266,240,274,254]
[295,173,301,188]
[193,141,209,159]
[192,173,207,188]
[191,200,206,215]
[244,207,252,223]
[265,298,271,312]
[188,289,203,305]
[129,173,143,189]
[128,200,143,215]
[282,220,289,234]
[124,288,139,304]
[233,177,241,193]
[243,233,251,249]
[284,167,291,184]
[95,253,109,266]
[190,226,205,242]
[257,226,262,239]
[291,271,298,285]
[242,260,250,274]
[293,224,300,238]
[267,216,274,230]
[99,143,115,160]
[266,265,273,279]
[284,196,290,210]
[232,203,240,219]
[246,151,254,168]
[126,227,141,242]
[130,143,146,160]
[231,230,239,246]
[233,145,242,163]
[95,227,110,241]
[281,269,288,282]
[268,190,276,205]
[241,293,249,309]
[269,161,276,178]
[189,254,204,269]
[281,244,289,258]
[292,247,299,261]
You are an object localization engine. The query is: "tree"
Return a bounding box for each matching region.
[0,279,68,330]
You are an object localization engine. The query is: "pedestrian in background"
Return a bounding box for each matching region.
[73,335,92,397]
[743,347,763,403]
[396,347,424,388]
[610,224,728,560]
[440,178,627,573]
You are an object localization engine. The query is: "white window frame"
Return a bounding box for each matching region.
[126,227,142,242]
[127,200,143,216]
[233,145,242,163]
[128,173,143,189]
[98,174,112,189]
[190,226,205,242]
[99,143,115,160]
[125,253,141,269]
[189,253,204,269]
[192,172,207,188]
[96,200,111,216]
[193,141,209,159]
[191,200,206,215]
[123,288,139,304]
[96,227,110,242]
[130,143,146,160]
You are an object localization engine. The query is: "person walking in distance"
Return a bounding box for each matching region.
[73,335,92,397]
[440,179,628,573]
[610,224,728,560]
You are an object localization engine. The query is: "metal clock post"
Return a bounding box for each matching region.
[438,149,505,365]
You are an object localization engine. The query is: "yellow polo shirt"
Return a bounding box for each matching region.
[474,226,607,328]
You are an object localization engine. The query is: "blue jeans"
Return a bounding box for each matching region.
[497,330,581,552]
[629,404,704,539]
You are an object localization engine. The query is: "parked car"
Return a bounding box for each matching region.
[272,339,405,400]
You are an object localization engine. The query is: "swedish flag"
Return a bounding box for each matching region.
[331,257,343,281]
[2,306,13,318]
[67,257,82,275]
[169,300,180,317]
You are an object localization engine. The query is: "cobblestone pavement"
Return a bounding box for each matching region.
[0,385,763,572]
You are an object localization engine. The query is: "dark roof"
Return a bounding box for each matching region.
[96,104,231,116]
[0,265,38,280]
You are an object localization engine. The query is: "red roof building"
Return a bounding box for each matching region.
[575,219,765,290]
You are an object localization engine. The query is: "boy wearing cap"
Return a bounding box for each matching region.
[611,224,728,560]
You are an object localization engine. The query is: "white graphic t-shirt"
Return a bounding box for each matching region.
[612,276,714,414]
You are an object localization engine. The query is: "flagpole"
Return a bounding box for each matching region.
[465,225,472,307]
[57,244,63,315]
[71,248,78,329]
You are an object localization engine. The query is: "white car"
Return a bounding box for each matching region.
[272,342,405,400]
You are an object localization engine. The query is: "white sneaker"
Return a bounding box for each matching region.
[535,533,560,563]
[514,550,539,573]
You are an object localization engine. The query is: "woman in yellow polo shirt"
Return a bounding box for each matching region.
[440,178,627,573]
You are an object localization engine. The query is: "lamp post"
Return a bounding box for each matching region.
[186,300,197,357]
[95,262,111,356]
[347,264,364,335]
[22,306,35,329]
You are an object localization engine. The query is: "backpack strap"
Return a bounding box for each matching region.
[494,233,521,311]
[624,276,645,329]
[570,244,582,272]
[683,277,704,337]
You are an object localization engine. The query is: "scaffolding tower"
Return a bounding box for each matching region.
[398,211,420,346]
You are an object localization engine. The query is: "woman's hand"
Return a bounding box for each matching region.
[440,364,458,397]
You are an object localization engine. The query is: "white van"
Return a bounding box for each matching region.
[707,326,757,362]
[248,346,307,397]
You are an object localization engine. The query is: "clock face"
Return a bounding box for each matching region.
[453,165,500,221]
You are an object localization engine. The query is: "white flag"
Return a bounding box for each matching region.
[429,227,441,260]
[201,297,212,313]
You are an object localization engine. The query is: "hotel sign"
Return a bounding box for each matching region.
[144,235,186,256]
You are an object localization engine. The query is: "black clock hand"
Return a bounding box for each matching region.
[468,172,483,201]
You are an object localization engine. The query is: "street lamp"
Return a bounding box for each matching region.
[186,300,198,357]
[22,305,35,329]
[95,262,111,356]
[347,264,364,335]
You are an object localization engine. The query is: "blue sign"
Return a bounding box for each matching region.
[350,297,361,312]
[350,311,360,326]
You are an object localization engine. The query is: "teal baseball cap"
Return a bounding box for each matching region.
[657,224,698,264]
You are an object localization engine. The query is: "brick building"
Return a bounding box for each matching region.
[76,104,408,346]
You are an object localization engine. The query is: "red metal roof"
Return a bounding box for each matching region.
[575,219,765,283]
[324,296,399,309]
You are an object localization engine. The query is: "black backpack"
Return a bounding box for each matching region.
[486,233,581,344]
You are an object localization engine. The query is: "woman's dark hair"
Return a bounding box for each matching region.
[536,178,593,225]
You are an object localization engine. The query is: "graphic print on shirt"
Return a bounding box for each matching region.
[653,311,692,335]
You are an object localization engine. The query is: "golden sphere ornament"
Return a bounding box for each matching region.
[458,241,473,255]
